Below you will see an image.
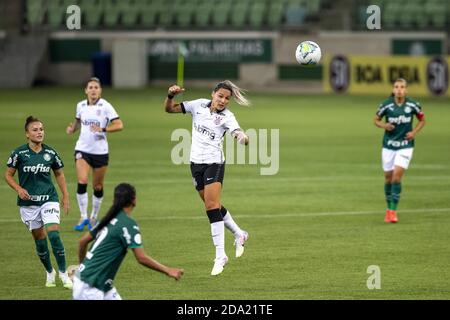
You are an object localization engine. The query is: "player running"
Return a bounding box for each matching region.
[5,116,73,289]
[164,80,250,276]
[374,78,425,223]
[66,77,123,231]
[72,183,184,300]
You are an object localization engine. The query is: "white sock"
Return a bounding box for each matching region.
[223,211,243,238]
[76,192,88,220]
[91,196,103,220]
[211,221,225,259]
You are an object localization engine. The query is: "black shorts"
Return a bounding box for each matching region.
[190,162,225,191]
[74,151,109,168]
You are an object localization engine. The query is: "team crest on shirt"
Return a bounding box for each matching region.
[404,106,411,113]
[214,116,223,125]
[43,153,51,161]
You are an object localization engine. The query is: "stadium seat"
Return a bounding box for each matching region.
[383,2,402,28]
[48,0,72,29]
[426,2,447,28]
[174,0,195,28]
[103,0,121,27]
[140,0,158,27]
[211,2,231,27]
[248,1,267,28]
[306,0,321,14]
[158,0,175,27]
[230,2,249,29]
[121,0,140,27]
[80,0,104,29]
[267,2,285,27]
[193,1,213,28]
[285,3,307,27]
[26,0,46,26]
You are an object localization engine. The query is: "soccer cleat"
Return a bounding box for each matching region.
[59,271,73,289]
[88,218,98,231]
[46,269,56,288]
[211,256,228,276]
[384,209,391,223]
[74,218,90,231]
[234,231,249,258]
[390,210,398,223]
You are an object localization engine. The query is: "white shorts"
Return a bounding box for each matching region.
[19,202,61,231]
[382,148,414,172]
[72,276,122,300]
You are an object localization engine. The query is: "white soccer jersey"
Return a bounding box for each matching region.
[74,98,119,155]
[181,99,241,164]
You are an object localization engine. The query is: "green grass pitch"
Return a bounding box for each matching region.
[0,87,449,299]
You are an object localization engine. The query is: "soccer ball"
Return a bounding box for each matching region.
[67,264,79,280]
[295,41,321,65]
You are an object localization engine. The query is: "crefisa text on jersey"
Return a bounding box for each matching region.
[177,303,272,317]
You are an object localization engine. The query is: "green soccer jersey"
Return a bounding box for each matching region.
[6,144,64,206]
[376,97,423,150]
[79,211,143,292]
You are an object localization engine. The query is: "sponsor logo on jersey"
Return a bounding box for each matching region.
[23,163,51,174]
[81,119,101,127]
[387,139,409,147]
[194,122,216,140]
[55,155,63,167]
[19,150,29,154]
[29,194,50,202]
[43,153,51,161]
[388,115,411,124]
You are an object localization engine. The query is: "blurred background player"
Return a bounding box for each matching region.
[5,116,72,289]
[66,77,123,231]
[374,78,425,223]
[165,80,250,276]
[73,183,184,300]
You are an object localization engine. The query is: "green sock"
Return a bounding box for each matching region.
[384,183,392,209]
[390,182,402,211]
[35,238,53,273]
[47,230,66,273]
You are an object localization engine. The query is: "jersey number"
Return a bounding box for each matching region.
[86,228,108,260]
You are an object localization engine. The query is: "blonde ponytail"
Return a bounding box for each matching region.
[213,80,250,106]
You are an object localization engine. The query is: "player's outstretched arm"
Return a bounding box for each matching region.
[132,247,184,280]
[231,129,249,145]
[164,85,185,113]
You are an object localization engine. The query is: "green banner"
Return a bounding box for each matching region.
[148,39,272,63]
[49,39,101,62]
[392,39,443,55]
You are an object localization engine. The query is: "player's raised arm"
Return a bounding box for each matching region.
[164,85,185,113]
